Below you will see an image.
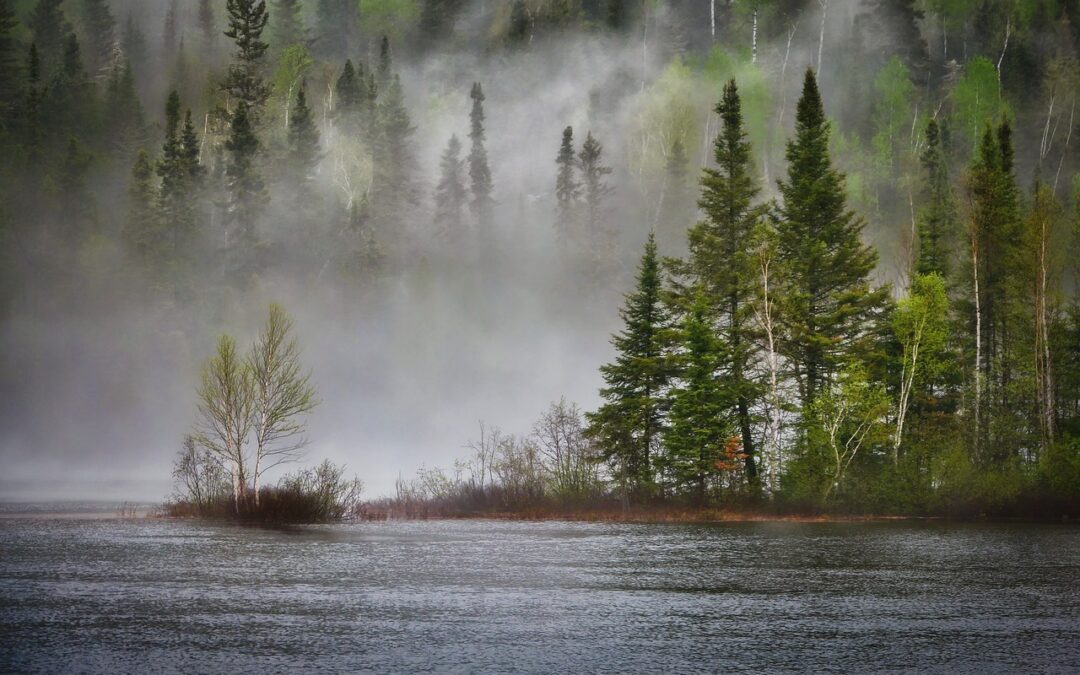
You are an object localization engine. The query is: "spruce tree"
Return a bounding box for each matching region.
[468,82,494,233]
[775,69,885,409]
[287,83,320,205]
[79,0,115,75]
[376,36,392,89]
[585,232,672,501]
[434,134,467,240]
[663,293,731,503]
[670,79,763,487]
[157,91,200,264]
[554,125,579,240]
[223,0,270,113]
[916,118,956,278]
[335,59,361,119]
[224,100,266,279]
[372,73,415,236]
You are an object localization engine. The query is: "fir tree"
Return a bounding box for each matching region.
[372,73,415,236]
[468,82,494,233]
[272,0,306,51]
[223,0,270,113]
[287,83,320,205]
[376,35,392,89]
[662,292,731,503]
[586,233,672,501]
[157,92,202,265]
[335,59,362,116]
[670,79,763,488]
[434,134,467,240]
[775,69,885,409]
[916,118,956,278]
[554,125,579,239]
[224,100,266,279]
[79,0,115,75]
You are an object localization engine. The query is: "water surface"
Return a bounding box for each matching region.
[1,518,1077,672]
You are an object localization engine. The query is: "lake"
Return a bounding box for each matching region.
[1,517,1078,673]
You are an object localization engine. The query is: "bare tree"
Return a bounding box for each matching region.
[195,334,255,511]
[532,398,599,501]
[248,304,319,505]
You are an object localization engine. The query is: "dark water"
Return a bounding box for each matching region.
[1,518,1077,673]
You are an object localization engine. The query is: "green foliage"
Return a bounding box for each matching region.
[223,0,271,111]
[870,56,915,176]
[951,57,1010,155]
[359,0,420,43]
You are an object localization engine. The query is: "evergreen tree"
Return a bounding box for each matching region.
[157,91,202,266]
[103,58,145,164]
[467,82,494,233]
[656,137,690,251]
[223,0,270,113]
[775,69,885,409]
[434,134,467,240]
[508,1,531,48]
[578,131,613,253]
[916,118,956,278]
[163,0,178,60]
[670,79,763,487]
[554,125,579,240]
[45,33,92,142]
[198,0,216,53]
[376,36,392,89]
[287,83,320,205]
[120,14,147,79]
[586,233,672,501]
[22,44,44,162]
[663,293,731,502]
[124,149,160,268]
[29,0,67,74]
[272,0,306,51]
[419,0,465,49]
[224,100,266,279]
[335,59,361,116]
[372,73,415,236]
[79,0,115,75]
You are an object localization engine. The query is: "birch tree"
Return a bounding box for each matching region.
[247,304,319,505]
[195,334,255,512]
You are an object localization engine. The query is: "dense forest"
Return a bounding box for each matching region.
[1,0,1079,517]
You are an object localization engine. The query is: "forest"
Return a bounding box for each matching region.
[0,0,1079,518]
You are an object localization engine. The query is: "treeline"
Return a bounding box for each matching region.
[394,73,1080,519]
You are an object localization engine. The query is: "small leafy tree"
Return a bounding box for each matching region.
[195,335,255,511]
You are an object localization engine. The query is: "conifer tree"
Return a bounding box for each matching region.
[103,59,145,165]
[554,125,580,240]
[586,233,672,501]
[223,0,270,113]
[916,118,956,278]
[376,36,392,88]
[656,137,690,250]
[198,0,216,52]
[22,45,44,162]
[157,92,202,265]
[46,33,91,142]
[775,69,885,409]
[468,82,494,233]
[670,79,763,487]
[663,293,731,503]
[120,14,146,78]
[272,0,306,51]
[335,59,361,118]
[79,0,115,75]
[372,73,415,235]
[287,83,320,205]
[163,0,178,60]
[124,149,160,267]
[224,100,266,279]
[434,134,467,240]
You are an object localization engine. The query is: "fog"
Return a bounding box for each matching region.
[0,0,959,501]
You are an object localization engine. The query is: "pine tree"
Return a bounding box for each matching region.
[223,0,270,113]
[124,149,160,268]
[468,82,494,233]
[287,83,320,205]
[376,36,392,89]
[554,125,579,240]
[335,59,361,117]
[578,131,613,253]
[272,0,306,51]
[585,233,672,501]
[29,0,67,75]
[775,69,885,409]
[224,100,266,279]
[663,293,732,502]
[157,91,202,265]
[916,118,956,278]
[434,134,467,240]
[670,79,763,488]
[372,73,415,236]
[79,0,115,75]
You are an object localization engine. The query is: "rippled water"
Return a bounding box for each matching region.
[1,518,1078,673]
